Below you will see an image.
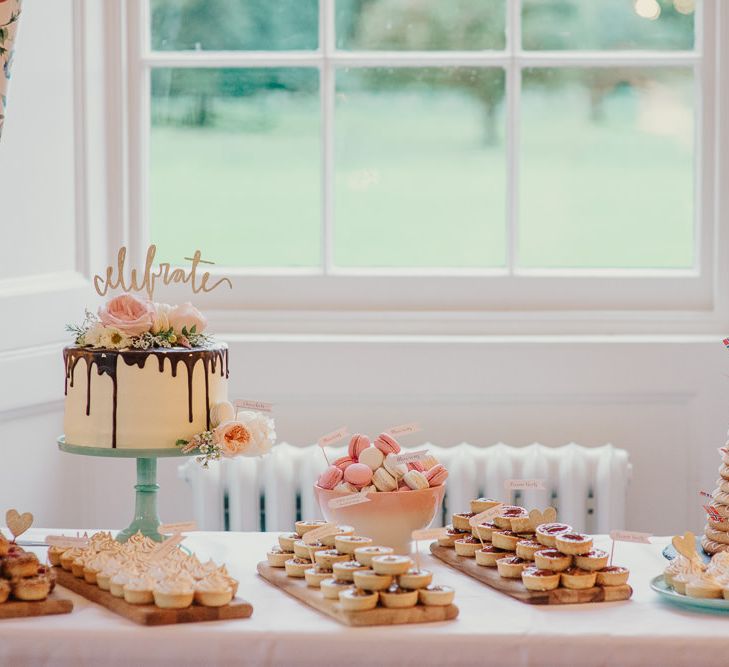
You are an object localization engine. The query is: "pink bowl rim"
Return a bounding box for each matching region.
[314,483,446,496]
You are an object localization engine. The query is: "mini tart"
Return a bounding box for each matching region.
[71,557,87,578]
[47,545,66,567]
[293,539,328,560]
[472,521,498,542]
[278,532,301,552]
[496,556,528,579]
[12,576,51,602]
[124,580,154,605]
[452,512,476,531]
[475,545,511,567]
[354,545,394,567]
[333,560,369,581]
[380,584,418,609]
[439,525,470,547]
[595,566,630,587]
[560,567,597,590]
[305,566,334,588]
[320,578,353,600]
[470,497,501,513]
[534,549,572,572]
[295,520,328,536]
[522,567,561,591]
[38,565,56,593]
[335,535,373,555]
[321,525,355,547]
[59,548,80,571]
[3,553,39,579]
[671,572,691,595]
[418,584,455,606]
[284,557,312,578]
[338,587,379,611]
[492,530,520,551]
[0,580,10,604]
[371,555,413,576]
[493,506,528,530]
[574,549,609,572]
[353,569,393,591]
[454,536,483,558]
[154,581,195,609]
[515,539,542,561]
[314,549,350,568]
[686,576,722,599]
[510,516,536,533]
[398,568,433,590]
[555,533,593,556]
[535,523,573,548]
[267,546,293,567]
[83,564,100,585]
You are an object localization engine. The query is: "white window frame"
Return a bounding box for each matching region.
[106,0,728,333]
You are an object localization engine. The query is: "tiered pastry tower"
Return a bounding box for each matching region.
[702,448,729,555]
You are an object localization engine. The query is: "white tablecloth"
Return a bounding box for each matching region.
[0,530,722,666]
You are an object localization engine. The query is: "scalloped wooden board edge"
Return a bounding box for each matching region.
[257,561,458,626]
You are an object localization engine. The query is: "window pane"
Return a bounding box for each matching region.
[522,0,695,51]
[334,68,506,268]
[150,68,320,267]
[519,68,694,270]
[336,0,506,51]
[150,0,318,51]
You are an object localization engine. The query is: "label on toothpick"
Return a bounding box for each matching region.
[469,504,504,528]
[699,490,713,499]
[158,521,197,535]
[387,423,421,437]
[45,535,90,549]
[235,399,273,413]
[393,449,430,465]
[609,530,652,544]
[302,523,338,545]
[504,479,546,491]
[328,493,372,509]
[411,527,448,541]
[149,534,185,561]
[318,427,349,448]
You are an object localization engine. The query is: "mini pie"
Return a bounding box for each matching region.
[686,575,722,599]
[267,546,292,567]
[574,549,609,572]
[71,557,87,579]
[560,567,597,590]
[595,566,630,587]
[379,584,419,609]
[335,535,373,555]
[295,520,328,536]
[284,557,312,578]
[454,536,482,558]
[555,533,593,556]
[12,576,51,602]
[293,539,328,560]
[123,578,155,605]
[354,545,394,567]
[471,521,498,542]
[353,569,393,591]
[452,512,476,531]
[3,553,39,579]
[371,555,413,576]
[535,522,573,548]
[47,545,65,567]
[534,549,572,572]
[510,515,535,534]
[491,530,520,551]
[321,525,354,547]
[399,568,433,590]
[278,532,302,552]
[419,584,455,606]
[439,526,471,547]
[320,578,353,600]
[339,587,379,611]
[470,497,501,513]
[496,556,528,579]
[494,506,528,530]
[515,539,542,561]
[332,560,369,582]
[522,567,560,591]
[305,566,334,588]
[0,580,10,604]
[314,549,350,568]
[475,545,511,567]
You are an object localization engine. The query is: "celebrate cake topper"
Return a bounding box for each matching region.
[93,245,232,301]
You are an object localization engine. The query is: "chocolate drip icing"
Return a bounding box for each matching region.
[63,344,228,448]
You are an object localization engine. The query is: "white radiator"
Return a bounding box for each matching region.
[179,442,631,534]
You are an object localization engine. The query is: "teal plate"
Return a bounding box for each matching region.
[662,536,711,564]
[651,575,729,614]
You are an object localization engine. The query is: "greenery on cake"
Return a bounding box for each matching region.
[66,294,214,350]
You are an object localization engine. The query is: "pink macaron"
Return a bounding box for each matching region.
[374,433,401,455]
[317,465,344,490]
[343,462,373,487]
[397,482,412,492]
[333,455,356,471]
[425,464,448,487]
[348,434,370,460]
[407,461,426,473]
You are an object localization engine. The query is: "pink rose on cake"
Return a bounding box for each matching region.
[98,294,154,336]
[168,302,207,336]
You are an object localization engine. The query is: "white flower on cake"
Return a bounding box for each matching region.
[82,323,132,350]
[150,302,173,334]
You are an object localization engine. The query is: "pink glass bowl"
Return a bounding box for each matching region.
[314,484,446,554]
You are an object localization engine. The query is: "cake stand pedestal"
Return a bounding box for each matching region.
[57,437,193,543]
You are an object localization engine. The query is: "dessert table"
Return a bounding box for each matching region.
[0,530,724,667]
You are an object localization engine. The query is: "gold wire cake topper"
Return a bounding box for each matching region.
[93,245,233,301]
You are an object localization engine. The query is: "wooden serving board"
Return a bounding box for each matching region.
[54,567,252,626]
[257,561,459,627]
[0,591,73,619]
[430,544,632,605]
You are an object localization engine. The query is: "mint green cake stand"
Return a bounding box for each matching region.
[57,436,194,543]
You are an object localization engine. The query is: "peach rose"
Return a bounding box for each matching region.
[98,294,153,336]
[168,302,207,336]
[214,421,252,458]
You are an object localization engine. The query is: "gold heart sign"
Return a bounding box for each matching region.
[672,531,699,563]
[528,507,557,531]
[5,509,33,540]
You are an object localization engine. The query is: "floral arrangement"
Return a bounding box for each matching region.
[67,294,213,350]
[177,405,276,468]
